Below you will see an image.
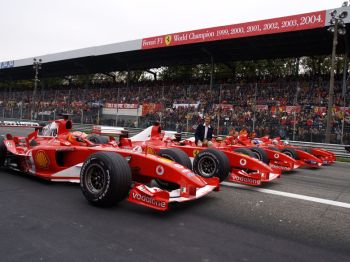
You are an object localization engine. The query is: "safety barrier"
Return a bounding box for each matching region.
[288,141,350,159]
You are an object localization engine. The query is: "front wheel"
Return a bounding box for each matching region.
[80,152,132,206]
[155,148,192,190]
[282,148,298,160]
[193,148,230,182]
[249,147,269,164]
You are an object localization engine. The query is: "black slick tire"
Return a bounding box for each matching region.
[155,148,192,190]
[282,148,299,160]
[80,152,131,206]
[87,135,110,144]
[193,148,230,182]
[233,148,255,158]
[249,147,269,164]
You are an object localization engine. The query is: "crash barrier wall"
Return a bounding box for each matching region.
[288,141,350,159]
[0,117,349,159]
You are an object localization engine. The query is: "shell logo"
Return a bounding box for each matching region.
[160,157,173,163]
[146,147,156,155]
[35,151,50,169]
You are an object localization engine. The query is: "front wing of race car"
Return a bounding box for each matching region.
[263,148,300,171]
[223,150,281,186]
[308,148,336,165]
[128,177,219,211]
[294,149,323,168]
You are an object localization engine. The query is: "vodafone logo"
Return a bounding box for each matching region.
[240,158,247,166]
[232,175,261,185]
[274,153,280,159]
[156,165,164,176]
[131,192,166,208]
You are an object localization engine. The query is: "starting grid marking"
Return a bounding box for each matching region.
[222,182,350,209]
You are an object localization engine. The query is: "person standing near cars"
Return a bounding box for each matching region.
[195,115,214,147]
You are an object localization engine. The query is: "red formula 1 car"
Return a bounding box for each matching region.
[208,136,299,172]
[94,125,281,186]
[237,135,330,167]
[0,117,219,211]
[269,137,335,165]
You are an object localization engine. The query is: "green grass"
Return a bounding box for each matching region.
[336,157,350,163]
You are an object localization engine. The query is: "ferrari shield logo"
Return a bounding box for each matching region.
[193,150,199,157]
[165,35,172,46]
[34,150,50,169]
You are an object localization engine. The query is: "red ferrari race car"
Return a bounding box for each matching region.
[205,136,299,172]
[0,117,219,211]
[236,135,332,167]
[93,124,281,186]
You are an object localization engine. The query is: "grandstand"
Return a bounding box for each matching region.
[0,6,349,145]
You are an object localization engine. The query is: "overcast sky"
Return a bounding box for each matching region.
[0,0,339,61]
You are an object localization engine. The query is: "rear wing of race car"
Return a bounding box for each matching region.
[92,125,126,136]
[0,120,42,129]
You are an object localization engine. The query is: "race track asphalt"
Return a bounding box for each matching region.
[0,127,349,262]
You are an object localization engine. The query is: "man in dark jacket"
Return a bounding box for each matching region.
[195,115,214,146]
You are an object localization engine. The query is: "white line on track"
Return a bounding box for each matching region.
[222,182,350,209]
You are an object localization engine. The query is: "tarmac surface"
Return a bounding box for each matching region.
[0,127,350,261]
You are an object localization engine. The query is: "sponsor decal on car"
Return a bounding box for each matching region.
[156,165,164,176]
[34,150,50,169]
[231,175,261,185]
[159,157,173,163]
[146,147,156,155]
[239,158,247,166]
[270,164,290,170]
[131,192,167,209]
[174,163,184,169]
[193,150,200,157]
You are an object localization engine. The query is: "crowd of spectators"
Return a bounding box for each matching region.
[0,77,349,144]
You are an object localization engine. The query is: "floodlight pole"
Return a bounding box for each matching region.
[341,44,348,144]
[325,20,338,143]
[293,83,300,141]
[210,55,214,92]
[252,83,257,132]
[31,58,42,120]
[217,84,222,135]
[293,58,300,141]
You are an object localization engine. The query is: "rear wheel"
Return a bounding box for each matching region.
[87,135,110,144]
[268,146,281,152]
[249,147,269,164]
[193,148,230,182]
[233,148,255,158]
[233,148,259,174]
[155,148,192,190]
[282,148,298,159]
[80,152,131,206]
